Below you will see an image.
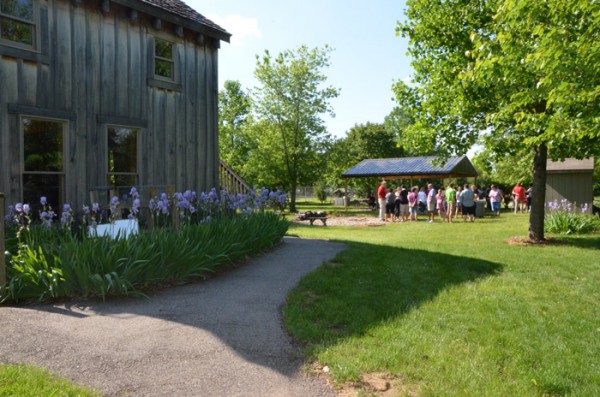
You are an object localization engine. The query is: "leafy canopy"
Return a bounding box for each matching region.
[395,0,600,159]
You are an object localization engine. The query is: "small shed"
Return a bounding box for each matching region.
[546,158,594,212]
[341,155,479,207]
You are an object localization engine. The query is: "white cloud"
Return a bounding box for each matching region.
[208,14,261,46]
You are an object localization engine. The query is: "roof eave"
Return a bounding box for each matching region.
[112,0,232,42]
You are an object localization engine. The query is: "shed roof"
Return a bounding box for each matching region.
[547,158,594,173]
[116,0,231,42]
[342,155,479,179]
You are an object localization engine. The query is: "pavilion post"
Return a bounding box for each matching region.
[344,178,348,210]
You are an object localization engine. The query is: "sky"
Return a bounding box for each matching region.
[186,0,412,139]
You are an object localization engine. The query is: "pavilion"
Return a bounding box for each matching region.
[341,155,479,208]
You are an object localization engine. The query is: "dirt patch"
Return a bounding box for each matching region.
[293,216,385,227]
[336,372,419,397]
[310,364,419,397]
[507,236,566,246]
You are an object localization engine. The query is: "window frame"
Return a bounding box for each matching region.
[147,34,182,91]
[153,37,175,82]
[20,115,68,206]
[0,0,40,51]
[106,124,140,191]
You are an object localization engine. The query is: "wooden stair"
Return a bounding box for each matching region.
[219,160,251,195]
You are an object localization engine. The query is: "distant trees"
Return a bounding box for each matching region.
[252,45,340,212]
[471,147,534,189]
[324,121,406,197]
[218,80,255,176]
[217,46,419,209]
[218,45,339,212]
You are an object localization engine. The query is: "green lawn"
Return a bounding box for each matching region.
[285,212,600,396]
[0,364,100,397]
[3,208,598,396]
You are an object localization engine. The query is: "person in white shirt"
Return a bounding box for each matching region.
[426,183,436,223]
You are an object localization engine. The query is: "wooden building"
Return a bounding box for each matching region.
[546,158,595,213]
[0,0,230,211]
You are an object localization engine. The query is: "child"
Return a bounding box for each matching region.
[437,187,447,222]
[408,186,419,221]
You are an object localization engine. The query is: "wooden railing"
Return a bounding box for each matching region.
[219,160,251,196]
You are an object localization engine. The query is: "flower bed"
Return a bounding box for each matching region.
[545,199,600,234]
[1,187,288,303]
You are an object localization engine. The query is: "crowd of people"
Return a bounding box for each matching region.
[375,180,533,223]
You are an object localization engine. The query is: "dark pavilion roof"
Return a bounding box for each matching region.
[342,155,479,179]
[115,0,231,42]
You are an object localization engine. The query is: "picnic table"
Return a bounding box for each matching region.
[295,211,328,226]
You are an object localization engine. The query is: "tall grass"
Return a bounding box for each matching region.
[2,213,288,303]
[285,214,600,396]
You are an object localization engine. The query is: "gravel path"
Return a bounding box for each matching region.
[0,237,347,397]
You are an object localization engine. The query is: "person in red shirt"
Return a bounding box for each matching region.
[377,180,387,221]
[512,182,526,214]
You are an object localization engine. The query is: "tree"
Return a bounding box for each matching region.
[471,147,534,188]
[218,80,254,178]
[384,107,423,155]
[395,0,600,241]
[328,122,406,197]
[594,160,600,198]
[253,45,340,212]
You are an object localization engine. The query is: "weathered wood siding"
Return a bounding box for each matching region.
[0,0,220,209]
[546,172,594,212]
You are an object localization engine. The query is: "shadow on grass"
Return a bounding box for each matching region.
[553,234,600,250]
[285,240,504,347]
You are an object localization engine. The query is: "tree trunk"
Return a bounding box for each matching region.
[528,144,547,242]
[289,181,297,213]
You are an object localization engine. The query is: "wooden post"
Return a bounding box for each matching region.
[0,193,5,289]
[344,178,348,210]
[173,205,180,231]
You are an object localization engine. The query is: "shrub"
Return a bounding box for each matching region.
[314,181,328,203]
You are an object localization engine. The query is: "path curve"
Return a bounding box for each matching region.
[0,237,347,396]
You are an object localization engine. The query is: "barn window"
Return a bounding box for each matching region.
[0,0,37,49]
[154,39,174,80]
[22,117,65,208]
[107,126,139,191]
